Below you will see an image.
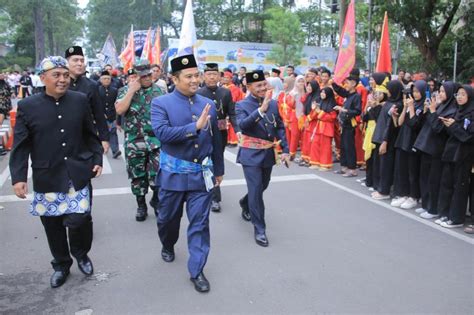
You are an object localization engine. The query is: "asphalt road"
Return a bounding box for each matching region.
[0,144,473,314]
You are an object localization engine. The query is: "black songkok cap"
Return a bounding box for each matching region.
[350,68,360,78]
[170,54,198,73]
[246,70,265,84]
[100,70,111,77]
[204,63,219,72]
[345,75,360,85]
[65,46,84,58]
[271,68,281,75]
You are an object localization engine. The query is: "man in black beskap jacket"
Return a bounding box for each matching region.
[9,56,103,289]
[98,70,121,158]
[332,74,362,177]
[197,63,239,212]
[65,45,110,153]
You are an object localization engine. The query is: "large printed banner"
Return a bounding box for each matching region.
[167,38,337,73]
[133,30,149,57]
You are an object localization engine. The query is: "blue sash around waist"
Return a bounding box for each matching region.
[160,151,214,191]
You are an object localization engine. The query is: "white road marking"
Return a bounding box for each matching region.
[101,155,112,174]
[223,150,239,166]
[1,149,472,244]
[3,171,471,245]
[0,174,318,203]
[306,172,474,245]
[119,144,126,161]
[0,165,10,188]
[0,159,32,188]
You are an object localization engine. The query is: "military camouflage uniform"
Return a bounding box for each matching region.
[117,84,163,196]
[0,81,12,116]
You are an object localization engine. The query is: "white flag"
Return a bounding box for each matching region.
[100,33,120,67]
[177,0,197,56]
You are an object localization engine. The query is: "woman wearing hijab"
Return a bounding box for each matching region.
[371,80,404,200]
[278,76,295,149]
[309,87,337,170]
[362,73,388,189]
[436,85,474,228]
[300,80,321,166]
[288,75,306,160]
[413,81,459,220]
[391,81,427,209]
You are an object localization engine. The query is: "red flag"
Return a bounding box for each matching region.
[376,12,392,73]
[152,27,162,65]
[333,0,356,84]
[141,28,153,64]
[119,25,135,72]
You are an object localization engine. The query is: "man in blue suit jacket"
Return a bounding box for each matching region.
[236,70,289,247]
[151,54,224,293]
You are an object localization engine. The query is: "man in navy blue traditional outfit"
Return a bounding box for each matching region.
[236,70,289,247]
[151,54,224,293]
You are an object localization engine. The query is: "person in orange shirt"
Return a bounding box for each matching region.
[300,80,321,165]
[222,70,245,146]
[305,68,318,83]
[278,76,295,149]
[309,87,338,170]
[319,68,332,89]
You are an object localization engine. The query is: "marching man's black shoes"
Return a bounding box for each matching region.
[239,198,251,221]
[190,272,210,293]
[78,256,94,276]
[161,248,175,263]
[255,233,269,247]
[50,270,69,288]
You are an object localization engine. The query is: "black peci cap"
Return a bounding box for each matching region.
[170,54,198,73]
[65,46,84,58]
[271,68,281,75]
[246,70,265,83]
[204,63,219,72]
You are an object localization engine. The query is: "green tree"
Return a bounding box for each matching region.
[264,7,305,66]
[297,3,338,47]
[1,0,83,66]
[379,0,461,73]
[86,0,182,55]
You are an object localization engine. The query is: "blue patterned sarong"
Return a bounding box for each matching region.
[29,181,91,216]
[160,151,214,191]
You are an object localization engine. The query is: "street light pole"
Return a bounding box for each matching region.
[453,41,458,82]
[393,31,400,75]
[367,0,372,72]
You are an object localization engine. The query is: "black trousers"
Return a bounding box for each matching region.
[212,130,228,203]
[427,157,443,215]
[438,160,471,223]
[373,146,395,196]
[419,153,432,210]
[40,213,93,271]
[365,154,375,188]
[394,149,421,198]
[394,149,410,197]
[241,166,273,234]
[470,173,474,218]
[340,127,356,170]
